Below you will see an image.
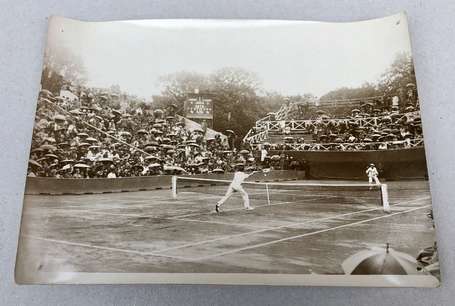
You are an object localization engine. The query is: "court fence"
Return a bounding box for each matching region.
[24,170,307,195]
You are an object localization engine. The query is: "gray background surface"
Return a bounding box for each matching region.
[1,0,454,305]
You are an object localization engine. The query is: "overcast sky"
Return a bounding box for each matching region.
[47,13,413,99]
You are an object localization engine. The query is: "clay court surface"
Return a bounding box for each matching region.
[16,179,434,277]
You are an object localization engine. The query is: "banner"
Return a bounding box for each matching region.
[184,98,213,119]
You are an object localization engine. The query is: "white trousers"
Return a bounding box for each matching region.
[217,185,250,208]
[368,176,380,184]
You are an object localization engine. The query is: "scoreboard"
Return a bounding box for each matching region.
[184,97,213,120]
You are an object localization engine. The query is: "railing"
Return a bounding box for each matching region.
[250,138,424,152]
[246,129,269,144]
[254,102,292,129]
[274,103,290,120]
[245,111,421,143]
[263,111,420,132]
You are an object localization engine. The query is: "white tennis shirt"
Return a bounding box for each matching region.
[231,171,249,189]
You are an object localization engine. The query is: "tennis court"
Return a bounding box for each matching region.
[17,179,434,276]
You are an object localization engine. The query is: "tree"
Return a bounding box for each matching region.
[209,68,262,139]
[158,71,209,107]
[378,52,417,96]
[319,82,380,101]
[41,44,87,94]
[156,67,266,140]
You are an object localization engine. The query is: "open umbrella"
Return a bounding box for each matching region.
[161,144,174,149]
[39,144,57,151]
[144,146,156,152]
[148,163,161,168]
[70,109,82,115]
[112,109,122,116]
[44,153,59,159]
[271,155,281,161]
[48,162,58,169]
[342,244,420,275]
[164,165,185,172]
[40,89,54,97]
[59,164,72,171]
[74,163,90,168]
[28,159,43,168]
[145,155,159,161]
[53,114,66,121]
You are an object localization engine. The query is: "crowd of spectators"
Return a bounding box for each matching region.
[27,88,261,178]
[251,90,424,151]
[27,84,425,178]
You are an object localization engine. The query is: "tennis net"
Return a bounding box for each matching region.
[171,176,390,212]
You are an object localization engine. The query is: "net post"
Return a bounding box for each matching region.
[381,183,390,213]
[171,176,177,199]
[266,183,270,205]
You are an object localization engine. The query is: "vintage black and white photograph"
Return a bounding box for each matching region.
[16,13,439,286]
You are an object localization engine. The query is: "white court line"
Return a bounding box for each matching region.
[191,205,431,261]
[153,196,430,255]
[20,234,188,261]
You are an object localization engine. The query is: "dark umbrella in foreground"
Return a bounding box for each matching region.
[342,244,420,275]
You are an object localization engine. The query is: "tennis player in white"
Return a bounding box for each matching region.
[215,165,266,213]
[366,163,380,188]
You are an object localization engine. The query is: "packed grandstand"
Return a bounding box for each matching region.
[27,82,423,178]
